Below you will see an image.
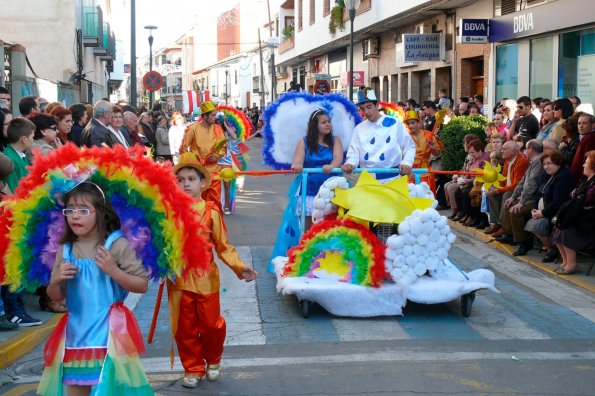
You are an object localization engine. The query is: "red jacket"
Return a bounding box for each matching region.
[498,154,529,194]
[571,133,595,180]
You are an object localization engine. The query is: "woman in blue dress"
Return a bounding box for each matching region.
[291,109,344,230]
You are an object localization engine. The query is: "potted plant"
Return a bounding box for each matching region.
[282,24,294,40]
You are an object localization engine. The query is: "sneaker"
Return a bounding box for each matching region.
[206,364,220,381]
[10,313,42,327]
[0,314,18,331]
[224,208,231,215]
[181,374,202,388]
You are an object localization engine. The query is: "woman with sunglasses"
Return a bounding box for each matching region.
[536,102,557,141]
[27,113,62,163]
[550,98,574,143]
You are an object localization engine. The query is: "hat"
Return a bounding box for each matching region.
[200,101,217,115]
[404,110,420,122]
[173,152,212,189]
[356,87,378,106]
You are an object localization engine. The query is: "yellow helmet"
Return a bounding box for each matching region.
[200,100,217,115]
[404,110,420,122]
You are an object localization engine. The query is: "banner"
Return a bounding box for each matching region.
[183,90,202,114]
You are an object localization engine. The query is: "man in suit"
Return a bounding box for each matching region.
[485,141,530,236]
[81,100,116,147]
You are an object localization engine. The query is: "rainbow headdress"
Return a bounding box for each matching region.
[283,218,387,288]
[0,144,211,292]
[217,105,254,141]
[379,101,405,122]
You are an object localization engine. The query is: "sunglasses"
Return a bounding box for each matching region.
[48,125,58,131]
[62,208,96,216]
[554,106,560,110]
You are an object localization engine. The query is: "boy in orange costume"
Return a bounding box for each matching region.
[167,152,258,388]
[180,101,227,210]
[404,110,444,193]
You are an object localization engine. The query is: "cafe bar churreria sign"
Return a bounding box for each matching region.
[489,0,595,42]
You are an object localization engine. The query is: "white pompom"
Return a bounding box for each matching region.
[426,241,438,252]
[413,263,427,276]
[393,257,404,267]
[402,245,414,257]
[325,179,338,190]
[385,249,397,260]
[447,233,456,244]
[430,210,441,222]
[386,235,399,249]
[426,257,440,270]
[429,228,441,241]
[384,258,394,270]
[313,198,326,210]
[312,209,323,219]
[405,234,417,245]
[412,209,422,217]
[438,235,447,246]
[410,218,424,236]
[416,234,429,246]
[405,255,417,267]
[422,221,435,235]
[435,216,447,228]
[419,210,432,223]
[436,248,448,259]
[398,221,411,234]
[440,225,451,235]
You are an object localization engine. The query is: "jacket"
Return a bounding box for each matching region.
[511,155,545,205]
[497,153,530,194]
[81,118,118,148]
[535,166,576,219]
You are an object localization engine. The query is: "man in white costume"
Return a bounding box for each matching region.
[342,88,416,181]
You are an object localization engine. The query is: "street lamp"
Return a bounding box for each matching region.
[344,0,360,102]
[225,67,229,105]
[144,25,158,109]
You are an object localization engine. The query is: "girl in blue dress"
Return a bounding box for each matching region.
[290,109,344,230]
[40,182,152,396]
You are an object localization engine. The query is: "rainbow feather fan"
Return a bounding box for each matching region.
[0,144,212,292]
[379,101,405,122]
[217,105,254,141]
[283,218,387,287]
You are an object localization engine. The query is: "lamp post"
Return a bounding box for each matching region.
[344,0,360,102]
[144,25,158,109]
[225,67,229,105]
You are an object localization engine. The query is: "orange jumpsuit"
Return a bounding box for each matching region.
[410,129,444,194]
[167,200,247,376]
[181,122,227,210]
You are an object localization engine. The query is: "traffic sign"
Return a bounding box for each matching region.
[314,80,331,95]
[143,71,163,92]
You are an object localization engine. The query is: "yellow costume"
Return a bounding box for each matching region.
[167,199,247,377]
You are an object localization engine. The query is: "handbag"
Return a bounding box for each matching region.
[469,183,483,207]
[552,199,583,229]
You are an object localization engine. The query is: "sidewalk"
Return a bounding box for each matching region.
[0,294,59,369]
[448,217,595,294]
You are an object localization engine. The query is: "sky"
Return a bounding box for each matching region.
[110,0,279,61]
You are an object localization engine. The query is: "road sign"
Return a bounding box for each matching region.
[143,71,163,92]
[314,80,331,95]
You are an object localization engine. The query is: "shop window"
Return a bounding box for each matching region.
[529,36,553,99]
[558,28,595,103]
[495,44,518,101]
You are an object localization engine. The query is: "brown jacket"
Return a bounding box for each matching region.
[0,151,15,197]
[497,153,530,194]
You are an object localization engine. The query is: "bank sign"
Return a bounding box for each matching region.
[403,34,443,62]
[460,19,488,44]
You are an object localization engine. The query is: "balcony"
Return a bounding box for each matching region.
[82,6,102,47]
[278,36,294,55]
[94,22,116,61]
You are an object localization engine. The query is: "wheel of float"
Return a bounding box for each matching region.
[300,300,310,318]
[461,292,475,317]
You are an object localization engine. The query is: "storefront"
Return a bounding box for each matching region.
[490,0,595,107]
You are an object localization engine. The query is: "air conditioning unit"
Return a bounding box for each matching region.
[362,37,380,60]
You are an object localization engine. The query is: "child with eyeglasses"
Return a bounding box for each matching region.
[40,181,152,396]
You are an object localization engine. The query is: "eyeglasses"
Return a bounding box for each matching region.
[62,208,96,216]
[48,125,58,131]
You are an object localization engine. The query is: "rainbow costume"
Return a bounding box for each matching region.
[38,231,152,395]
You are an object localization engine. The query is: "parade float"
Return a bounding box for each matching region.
[264,92,499,318]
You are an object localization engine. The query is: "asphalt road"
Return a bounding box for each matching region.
[2,138,594,395]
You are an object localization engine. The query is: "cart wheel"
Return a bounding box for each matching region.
[461,292,475,317]
[300,300,310,318]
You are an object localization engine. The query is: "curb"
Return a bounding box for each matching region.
[449,219,595,294]
[0,313,63,369]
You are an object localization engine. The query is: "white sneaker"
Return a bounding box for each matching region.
[224,208,231,215]
[181,374,201,388]
[206,364,220,381]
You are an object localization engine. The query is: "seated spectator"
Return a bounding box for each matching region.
[495,140,545,256]
[485,141,530,235]
[490,134,505,153]
[551,150,595,275]
[446,134,480,220]
[542,138,559,153]
[559,115,580,165]
[570,113,595,180]
[536,102,556,141]
[525,150,575,263]
[456,140,490,228]
[485,122,498,152]
[550,98,574,143]
[509,96,539,144]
